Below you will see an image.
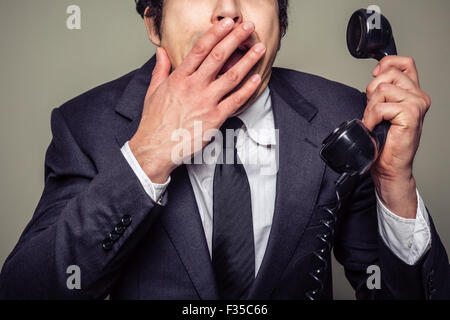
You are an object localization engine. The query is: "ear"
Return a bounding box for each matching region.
[143,7,161,46]
[276,29,283,52]
[280,26,285,37]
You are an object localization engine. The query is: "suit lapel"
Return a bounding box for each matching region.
[115,56,155,147]
[114,56,219,300]
[247,70,327,299]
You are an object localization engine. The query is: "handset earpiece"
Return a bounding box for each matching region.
[347,8,397,61]
[320,8,397,176]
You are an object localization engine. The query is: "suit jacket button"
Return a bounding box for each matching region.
[114,223,125,235]
[108,230,120,242]
[121,215,132,227]
[102,239,113,251]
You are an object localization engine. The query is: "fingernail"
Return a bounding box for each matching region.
[253,43,266,53]
[221,17,233,28]
[243,21,254,31]
[251,74,261,83]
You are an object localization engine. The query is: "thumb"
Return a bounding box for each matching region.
[148,47,171,96]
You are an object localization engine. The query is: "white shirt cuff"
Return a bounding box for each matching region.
[120,141,170,205]
[377,189,432,265]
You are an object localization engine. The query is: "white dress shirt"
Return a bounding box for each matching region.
[121,86,431,274]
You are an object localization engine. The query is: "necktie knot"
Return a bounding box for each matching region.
[220,117,244,134]
[219,117,244,152]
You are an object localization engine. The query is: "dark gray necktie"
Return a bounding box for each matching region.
[212,117,255,300]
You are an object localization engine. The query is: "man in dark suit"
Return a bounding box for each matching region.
[0,0,449,300]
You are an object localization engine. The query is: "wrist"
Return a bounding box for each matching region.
[129,137,174,184]
[372,169,418,219]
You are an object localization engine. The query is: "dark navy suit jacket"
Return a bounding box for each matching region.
[1,56,449,300]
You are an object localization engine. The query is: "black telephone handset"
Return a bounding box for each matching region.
[320,8,397,176]
[306,9,397,300]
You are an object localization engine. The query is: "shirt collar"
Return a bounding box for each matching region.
[237,86,276,146]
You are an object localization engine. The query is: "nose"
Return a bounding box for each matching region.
[211,0,243,25]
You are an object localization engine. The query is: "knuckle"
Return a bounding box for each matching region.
[365,102,374,112]
[171,76,190,92]
[167,74,180,86]
[419,97,428,108]
[192,42,208,56]
[372,103,382,113]
[173,69,185,80]
[387,67,398,76]
[378,83,390,92]
[211,49,225,62]
[423,93,432,107]
[379,58,389,69]
[225,69,239,83]
[406,57,415,66]
[232,93,243,106]
[379,57,388,66]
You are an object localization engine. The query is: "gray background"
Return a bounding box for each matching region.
[0,0,449,299]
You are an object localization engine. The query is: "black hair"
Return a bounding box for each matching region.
[134,0,289,38]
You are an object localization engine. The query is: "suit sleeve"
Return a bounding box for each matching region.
[333,173,450,300]
[0,108,164,299]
